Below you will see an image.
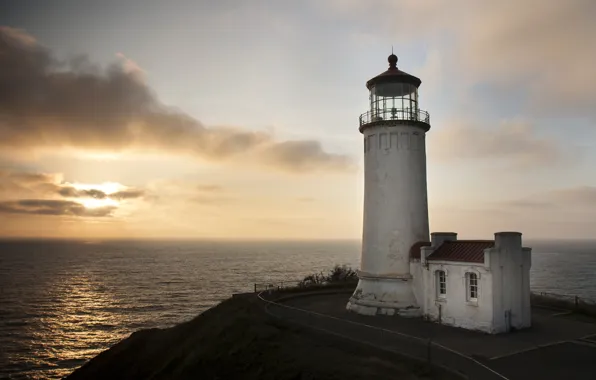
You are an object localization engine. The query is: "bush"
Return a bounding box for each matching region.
[298,265,358,288]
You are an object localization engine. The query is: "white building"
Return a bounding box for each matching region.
[347,55,532,334]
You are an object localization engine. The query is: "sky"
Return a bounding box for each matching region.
[0,0,595,240]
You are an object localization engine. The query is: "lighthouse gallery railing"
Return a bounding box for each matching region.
[359,108,430,127]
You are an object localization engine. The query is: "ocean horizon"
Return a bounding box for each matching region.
[1,238,595,379]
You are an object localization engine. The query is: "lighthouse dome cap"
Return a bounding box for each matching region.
[366,54,422,90]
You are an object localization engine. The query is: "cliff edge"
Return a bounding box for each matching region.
[66,292,454,379]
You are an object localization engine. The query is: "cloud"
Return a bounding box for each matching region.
[323,0,596,117]
[109,189,145,200]
[0,26,353,173]
[501,187,596,210]
[55,186,144,200]
[116,52,146,79]
[430,186,596,239]
[143,179,234,206]
[0,169,145,218]
[260,140,351,173]
[548,187,596,205]
[429,119,562,167]
[455,1,596,114]
[191,184,233,205]
[0,199,115,217]
[190,195,235,206]
[0,170,63,196]
[243,216,325,227]
[0,169,144,198]
[496,200,555,210]
[196,184,225,192]
[58,186,107,199]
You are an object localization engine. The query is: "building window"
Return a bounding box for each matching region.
[436,270,446,298]
[466,272,478,301]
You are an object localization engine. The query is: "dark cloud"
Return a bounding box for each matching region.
[261,140,351,172]
[109,189,145,200]
[0,199,115,217]
[0,169,145,200]
[0,26,353,173]
[0,169,145,219]
[55,186,144,200]
[2,171,57,184]
[58,186,107,199]
[0,170,61,195]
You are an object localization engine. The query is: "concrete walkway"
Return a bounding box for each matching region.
[270,292,596,380]
[264,292,507,379]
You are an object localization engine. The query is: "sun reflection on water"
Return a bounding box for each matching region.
[14,273,130,378]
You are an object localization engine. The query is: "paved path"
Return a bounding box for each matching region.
[263,292,507,380]
[264,291,596,380]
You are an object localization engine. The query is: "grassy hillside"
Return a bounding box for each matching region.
[66,291,456,380]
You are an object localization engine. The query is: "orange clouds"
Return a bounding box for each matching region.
[0,26,353,173]
[0,170,144,218]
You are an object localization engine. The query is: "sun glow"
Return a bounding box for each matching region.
[71,182,125,195]
[80,198,119,209]
[79,151,123,161]
[69,182,127,209]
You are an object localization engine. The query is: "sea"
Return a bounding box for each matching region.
[1,238,595,379]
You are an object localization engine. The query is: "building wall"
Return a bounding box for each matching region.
[410,260,425,306]
[489,232,532,332]
[412,231,532,334]
[422,261,495,333]
[360,123,429,278]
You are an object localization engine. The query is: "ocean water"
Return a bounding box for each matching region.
[0,238,595,379]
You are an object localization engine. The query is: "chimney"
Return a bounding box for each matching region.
[431,232,457,248]
[494,232,522,251]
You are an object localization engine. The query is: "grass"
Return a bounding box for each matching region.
[254,265,359,295]
[67,289,456,380]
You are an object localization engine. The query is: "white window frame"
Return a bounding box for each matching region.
[436,270,447,299]
[466,272,479,302]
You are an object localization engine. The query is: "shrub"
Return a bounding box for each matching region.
[298,265,358,288]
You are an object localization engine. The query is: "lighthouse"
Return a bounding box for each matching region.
[347,54,430,317]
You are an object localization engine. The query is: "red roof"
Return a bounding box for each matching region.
[426,240,494,263]
[410,241,431,260]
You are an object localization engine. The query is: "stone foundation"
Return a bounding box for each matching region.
[346,276,421,317]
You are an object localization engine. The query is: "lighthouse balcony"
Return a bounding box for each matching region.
[359,108,430,133]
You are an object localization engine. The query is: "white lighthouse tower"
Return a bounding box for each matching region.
[347,54,430,317]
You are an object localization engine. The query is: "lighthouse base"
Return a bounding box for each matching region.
[346,276,421,317]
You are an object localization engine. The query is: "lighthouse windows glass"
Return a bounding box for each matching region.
[466,273,478,301]
[370,83,418,121]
